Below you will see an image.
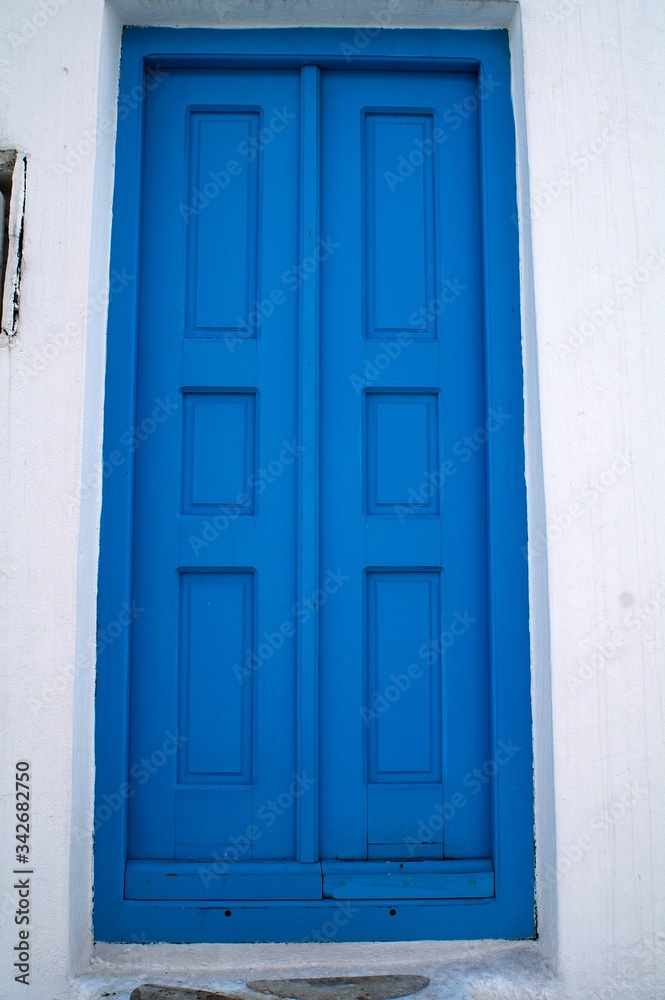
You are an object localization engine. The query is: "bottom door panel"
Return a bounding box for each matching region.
[125,862,323,901]
[125,859,493,901]
[321,860,494,899]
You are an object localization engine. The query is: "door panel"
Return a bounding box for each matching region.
[319,70,490,862]
[128,69,302,865]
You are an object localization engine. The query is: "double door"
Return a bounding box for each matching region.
[125,64,490,911]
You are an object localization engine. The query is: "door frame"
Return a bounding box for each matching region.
[95,26,534,943]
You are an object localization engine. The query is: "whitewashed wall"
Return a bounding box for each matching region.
[0,1,662,997]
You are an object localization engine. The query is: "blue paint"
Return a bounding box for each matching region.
[296,64,322,865]
[95,27,533,943]
[319,68,490,865]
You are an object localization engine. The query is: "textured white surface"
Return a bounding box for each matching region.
[78,940,556,999]
[0,0,663,998]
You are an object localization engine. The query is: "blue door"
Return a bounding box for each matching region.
[96,28,533,943]
[318,70,492,887]
[126,68,316,893]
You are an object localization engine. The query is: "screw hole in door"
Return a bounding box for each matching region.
[225,909,232,917]
[389,908,397,916]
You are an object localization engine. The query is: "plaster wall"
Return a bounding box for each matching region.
[0,1,663,997]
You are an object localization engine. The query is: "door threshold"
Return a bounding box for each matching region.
[125,859,494,901]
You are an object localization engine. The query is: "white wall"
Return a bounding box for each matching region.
[0,1,662,997]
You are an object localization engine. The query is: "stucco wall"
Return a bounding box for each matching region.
[0,1,663,997]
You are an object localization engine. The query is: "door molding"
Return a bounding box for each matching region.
[296,63,321,864]
[95,26,533,943]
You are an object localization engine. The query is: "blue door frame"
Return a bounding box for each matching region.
[95,27,534,944]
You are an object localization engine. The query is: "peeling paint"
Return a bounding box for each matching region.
[0,152,27,339]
